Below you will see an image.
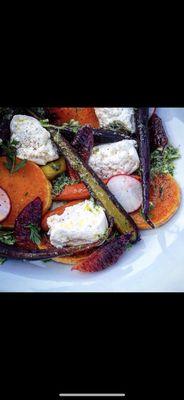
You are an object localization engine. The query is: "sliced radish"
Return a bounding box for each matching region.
[107,174,143,213]
[0,187,11,222]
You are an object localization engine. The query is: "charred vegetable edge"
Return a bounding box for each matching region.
[51,129,139,243]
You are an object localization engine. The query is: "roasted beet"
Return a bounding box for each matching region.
[0,212,114,261]
[66,125,94,180]
[72,234,130,272]
[72,125,94,163]
[66,161,79,180]
[148,113,168,151]
[0,221,113,260]
[14,197,42,250]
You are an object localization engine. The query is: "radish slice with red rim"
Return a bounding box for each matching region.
[0,187,11,222]
[107,175,143,213]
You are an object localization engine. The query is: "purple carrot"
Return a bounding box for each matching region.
[148,112,168,151]
[66,125,94,179]
[135,108,154,228]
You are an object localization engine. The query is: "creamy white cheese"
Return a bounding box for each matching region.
[89,140,139,179]
[47,200,108,248]
[10,115,59,165]
[94,108,135,132]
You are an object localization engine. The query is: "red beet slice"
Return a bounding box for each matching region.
[66,161,79,180]
[72,234,130,272]
[0,187,11,222]
[14,197,42,250]
[72,125,94,163]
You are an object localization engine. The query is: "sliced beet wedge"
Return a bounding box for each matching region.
[14,197,42,250]
[72,125,94,163]
[72,234,130,272]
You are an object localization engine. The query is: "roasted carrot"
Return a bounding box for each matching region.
[41,200,82,231]
[47,107,100,128]
[53,179,109,201]
[53,182,90,201]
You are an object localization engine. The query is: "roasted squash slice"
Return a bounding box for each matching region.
[0,157,52,227]
[53,253,92,264]
[131,174,181,229]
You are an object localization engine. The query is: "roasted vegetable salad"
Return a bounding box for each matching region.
[0,108,181,271]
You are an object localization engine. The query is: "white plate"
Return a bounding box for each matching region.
[0,108,184,292]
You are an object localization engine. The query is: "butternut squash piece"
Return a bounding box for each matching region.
[0,157,52,227]
[131,174,181,229]
[53,253,91,264]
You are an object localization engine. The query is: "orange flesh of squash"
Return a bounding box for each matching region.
[131,174,181,229]
[38,239,93,264]
[52,253,92,264]
[47,107,100,128]
[40,174,181,262]
[0,157,52,228]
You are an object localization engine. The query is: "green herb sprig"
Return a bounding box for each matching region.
[0,139,27,174]
[26,107,48,119]
[52,173,79,196]
[26,223,41,245]
[150,145,180,177]
[40,119,81,134]
[107,120,131,134]
[0,230,16,245]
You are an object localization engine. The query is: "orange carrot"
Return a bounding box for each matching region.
[54,182,90,201]
[41,200,82,231]
[47,107,100,128]
[53,179,109,201]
